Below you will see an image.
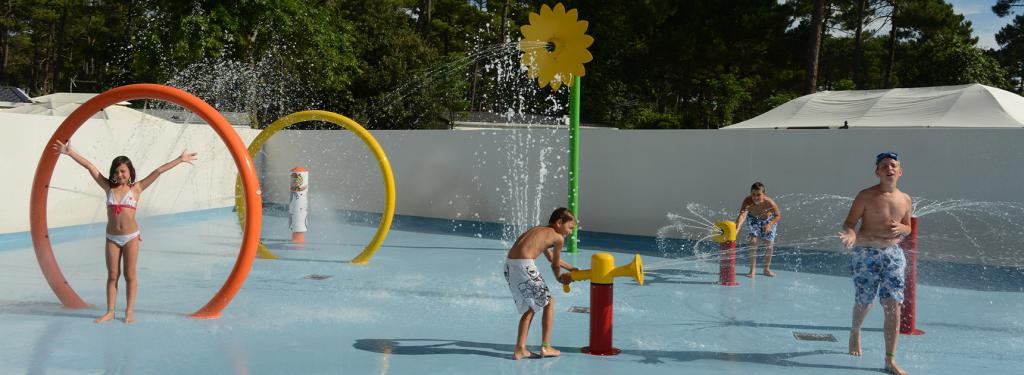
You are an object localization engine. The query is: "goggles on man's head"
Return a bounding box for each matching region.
[876,151,899,163]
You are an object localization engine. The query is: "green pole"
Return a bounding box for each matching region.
[568,76,581,253]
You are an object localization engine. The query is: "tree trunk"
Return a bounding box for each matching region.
[884,2,897,89]
[499,0,509,40]
[852,0,866,89]
[419,0,432,35]
[30,39,38,94]
[0,30,5,83]
[53,0,69,92]
[803,0,826,94]
[44,20,55,94]
[115,0,140,85]
[469,61,479,111]
[448,100,455,130]
[0,0,11,82]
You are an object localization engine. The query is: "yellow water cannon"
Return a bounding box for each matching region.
[562,252,644,356]
[563,253,644,293]
[713,220,740,286]
[712,220,737,243]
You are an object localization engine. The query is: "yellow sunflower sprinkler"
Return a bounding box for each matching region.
[519,3,593,255]
[519,3,594,91]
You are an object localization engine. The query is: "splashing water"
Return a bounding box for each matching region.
[363,41,568,129]
[492,130,568,246]
[409,40,570,245]
[162,51,324,126]
[911,198,1024,266]
[654,203,728,259]
[653,194,1024,270]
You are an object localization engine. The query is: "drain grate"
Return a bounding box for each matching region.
[304,274,332,280]
[568,306,589,314]
[793,332,837,342]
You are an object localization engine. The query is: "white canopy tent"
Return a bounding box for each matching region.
[725,84,1024,129]
[1,92,165,122]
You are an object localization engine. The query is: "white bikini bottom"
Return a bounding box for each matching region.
[106,231,140,247]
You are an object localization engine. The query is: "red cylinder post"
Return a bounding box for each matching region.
[900,216,925,335]
[719,240,739,286]
[582,283,620,355]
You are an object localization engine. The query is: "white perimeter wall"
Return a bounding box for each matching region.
[261,128,1024,266]
[0,112,260,233]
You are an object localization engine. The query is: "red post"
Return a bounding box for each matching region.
[581,283,620,355]
[719,241,739,286]
[900,216,925,335]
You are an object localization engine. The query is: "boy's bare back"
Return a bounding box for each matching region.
[507,226,564,260]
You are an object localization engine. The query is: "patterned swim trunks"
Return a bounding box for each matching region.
[746,213,778,242]
[504,258,551,314]
[849,245,906,305]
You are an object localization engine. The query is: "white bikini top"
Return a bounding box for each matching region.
[106,186,137,214]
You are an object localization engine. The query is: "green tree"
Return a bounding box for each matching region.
[125,1,360,126]
[0,0,65,95]
[332,0,472,129]
[548,0,798,129]
[804,0,826,94]
[995,15,1024,92]
[425,0,489,56]
[833,0,882,89]
[993,1,1024,93]
[0,0,1010,129]
[901,35,1009,87]
[993,0,1024,17]
[131,0,356,88]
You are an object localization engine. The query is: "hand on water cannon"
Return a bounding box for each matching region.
[557,272,574,284]
[560,274,574,293]
[558,267,578,292]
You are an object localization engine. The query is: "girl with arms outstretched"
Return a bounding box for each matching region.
[53,140,197,323]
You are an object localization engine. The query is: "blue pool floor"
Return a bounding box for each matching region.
[0,209,1022,374]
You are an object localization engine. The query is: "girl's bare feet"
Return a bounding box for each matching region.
[539,345,560,357]
[124,310,135,324]
[848,330,861,356]
[764,269,776,277]
[94,311,115,324]
[512,348,534,360]
[744,271,755,278]
[885,359,909,375]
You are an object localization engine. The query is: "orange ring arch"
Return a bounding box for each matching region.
[29,84,262,319]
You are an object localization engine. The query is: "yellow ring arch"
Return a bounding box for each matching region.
[236,110,395,264]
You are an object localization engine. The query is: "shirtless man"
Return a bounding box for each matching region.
[504,207,577,360]
[735,182,782,277]
[838,152,911,375]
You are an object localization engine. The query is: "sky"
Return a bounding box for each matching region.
[949,0,1016,49]
[813,1,1014,50]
